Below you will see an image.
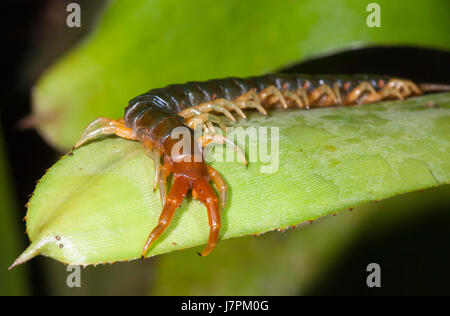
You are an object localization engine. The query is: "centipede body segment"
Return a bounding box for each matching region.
[74,73,450,258]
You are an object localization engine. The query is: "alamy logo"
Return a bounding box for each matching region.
[66,265,81,288]
[66,3,81,28]
[170,123,280,173]
[366,263,381,288]
[366,3,381,28]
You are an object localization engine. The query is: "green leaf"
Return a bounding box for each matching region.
[33,0,450,150]
[12,92,450,267]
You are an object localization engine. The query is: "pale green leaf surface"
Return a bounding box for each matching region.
[12,93,450,267]
[33,0,450,150]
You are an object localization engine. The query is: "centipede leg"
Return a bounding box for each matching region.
[294,87,310,108]
[141,176,190,258]
[191,187,199,200]
[158,162,172,206]
[152,147,161,191]
[204,121,215,134]
[75,117,136,148]
[212,98,246,119]
[333,83,342,105]
[345,82,379,104]
[309,84,339,106]
[206,165,227,210]
[198,134,247,166]
[235,100,268,115]
[259,86,288,109]
[192,165,227,206]
[179,104,235,122]
[283,90,305,108]
[404,80,422,95]
[377,87,404,100]
[184,112,227,133]
[141,141,161,191]
[235,90,267,115]
[233,100,267,116]
[385,79,421,98]
[193,178,220,257]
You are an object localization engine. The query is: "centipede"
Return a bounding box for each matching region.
[74,73,450,258]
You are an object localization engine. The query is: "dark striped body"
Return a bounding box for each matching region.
[124,74,395,147]
[126,74,392,117]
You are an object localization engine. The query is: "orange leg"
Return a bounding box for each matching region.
[206,165,227,209]
[309,84,338,106]
[75,117,136,148]
[157,161,173,206]
[234,99,267,115]
[184,112,227,134]
[344,82,378,105]
[259,85,288,109]
[356,80,418,104]
[384,79,421,98]
[179,99,242,122]
[283,90,305,108]
[235,90,267,115]
[376,86,404,101]
[401,80,421,96]
[211,98,246,119]
[333,82,342,105]
[141,175,190,258]
[152,147,161,191]
[198,134,247,166]
[141,141,161,191]
[193,177,220,257]
[294,87,310,108]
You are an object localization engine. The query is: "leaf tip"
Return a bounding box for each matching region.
[8,257,26,270]
[9,241,43,270]
[8,254,30,270]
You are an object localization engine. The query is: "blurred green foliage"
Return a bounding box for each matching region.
[0,129,28,295]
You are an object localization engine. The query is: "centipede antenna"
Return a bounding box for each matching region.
[419,83,450,92]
